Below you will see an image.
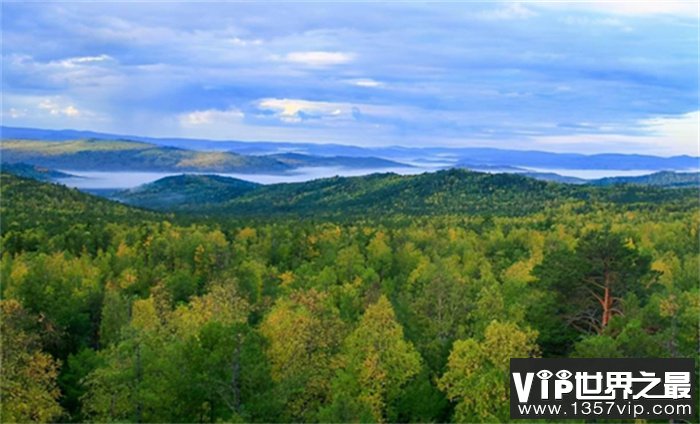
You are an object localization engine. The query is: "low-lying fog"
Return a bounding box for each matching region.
[56,166,665,190]
[55,166,427,189]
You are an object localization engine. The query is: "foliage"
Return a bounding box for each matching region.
[0,172,698,423]
[114,168,699,217]
[114,174,260,210]
[1,300,63,423]
[591,171,700,188]
[1,163,73,181]
[437,321,539,422]
[321,296,421,423]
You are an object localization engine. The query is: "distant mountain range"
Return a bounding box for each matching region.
[268,152,410,169]
[1,139,291,173]
[0,137,408,174]
[111,170,699,216]
[3,126,698,172]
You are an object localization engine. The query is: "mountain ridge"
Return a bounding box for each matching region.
[111,169,699,217]
[3,126,697,171]
[1,138,291,173]
[589,171,700,188]
[0,136,412,173]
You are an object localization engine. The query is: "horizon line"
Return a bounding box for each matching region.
[1,125,698,159]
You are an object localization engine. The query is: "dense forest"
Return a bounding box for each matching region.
[115,169,699,217]
[1,172,698,423]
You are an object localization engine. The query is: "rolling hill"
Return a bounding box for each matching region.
[267,152,409,169]
[114,174,260,209]
[0,173,160,235]
[3,126,698,171]
[1,162,75,181]
[114,169,699,217]
[1,137,412,174]
[589,171,700,188]
[0,139,291,173]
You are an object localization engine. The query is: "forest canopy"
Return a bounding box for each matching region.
[1,172,698,423]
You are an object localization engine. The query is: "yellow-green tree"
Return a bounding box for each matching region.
[438,320,539,422]
[1,300,63,423]
[260,289,345,421]
[323,296,422,423]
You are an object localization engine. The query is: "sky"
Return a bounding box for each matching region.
[1,1,698,155]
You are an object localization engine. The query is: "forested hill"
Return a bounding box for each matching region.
[2,165,699,423]
[1,139,291,173]
[1,162,75,181]
[116,174,260,210]
[0,138,408,173]
[590,171,700,188]
[0,173,161,252]
[115,169,699,217]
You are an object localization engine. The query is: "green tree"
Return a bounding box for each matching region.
[1,300,63,423]
[533,229,654,355]
[322,296,421,423]
[438,320,539,422]
[260,289,345,421]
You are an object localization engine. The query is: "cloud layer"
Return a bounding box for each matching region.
[1,2,697,155]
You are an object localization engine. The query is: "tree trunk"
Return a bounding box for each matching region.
[600,265,613,333]
[230,341,241,413]
[134,343,143,423]
[601,286,611,330]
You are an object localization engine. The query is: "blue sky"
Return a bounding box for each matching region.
[2,1,698,155]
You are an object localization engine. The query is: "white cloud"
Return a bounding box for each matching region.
[173,102,394,143]
[179,108,245,126]
[230,37,263,47]
[282,51,354,67]
[559,15,633,31]
[55,54,113,68]
[639,111,699,155]
[255,97,428,126]
[257,98,351,122]
[6,54,122,89]
[1,94,105,126]
[7,108,27,119]
[533,111,700,156]
[63,105,81,117]
[536,1,698,17]
[348,78,385,88]
[477,3,537,20]
[38,98,83,117]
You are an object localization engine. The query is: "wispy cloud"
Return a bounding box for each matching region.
[257,98,351,123]
[638,111,699,155]
[55,54,113,68]
[179,108,245,126]
[347,78,385,88]
[535,1,699,17]
[6,54,122,89]
[532,111,699,156]
[281,51,354,67]
[477,3,536,20]
[1,2,697,154]
[38,98,82,117]
[230,37,263,47]
[2,94,105,126]
[7,108,27,119]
